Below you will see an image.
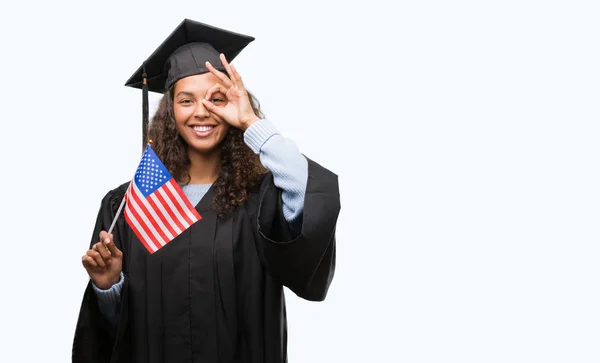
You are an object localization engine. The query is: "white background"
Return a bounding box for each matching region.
[0,0,599,362]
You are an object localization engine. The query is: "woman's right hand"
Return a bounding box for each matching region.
[81,231,123,290]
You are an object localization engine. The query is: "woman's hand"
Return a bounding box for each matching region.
[81,231,123,290]
[201,53,260,131]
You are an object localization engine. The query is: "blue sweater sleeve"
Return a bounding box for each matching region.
[92,272,124,325]
[243,118,308,223]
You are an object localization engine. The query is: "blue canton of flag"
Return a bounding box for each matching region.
[134,146,172,196]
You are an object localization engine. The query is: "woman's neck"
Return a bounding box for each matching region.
[187,149,220,184]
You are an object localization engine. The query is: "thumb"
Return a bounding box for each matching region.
[99,230,110,243]
[105,234,122,258]
[201,99,225,118]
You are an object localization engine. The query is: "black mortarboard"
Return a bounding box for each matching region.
[124,19,255,149]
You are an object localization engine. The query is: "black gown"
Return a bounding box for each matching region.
[72,157,340,363]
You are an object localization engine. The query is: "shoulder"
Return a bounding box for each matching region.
[100,181,131,209]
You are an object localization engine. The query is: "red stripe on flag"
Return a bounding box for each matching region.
[161,183,195,226]
[130,185,171,244]
[124,209,157,254]
[154,188,188,232]
[125,193,163,249]
[146,194,179,237]
[129,186,170,247]
[162,181,196,225]
[148,193,183,235]
[124,187,158,253]
[168,179,202,221]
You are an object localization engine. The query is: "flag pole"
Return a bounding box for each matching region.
[105,140,153,236]
[107,198,126,235]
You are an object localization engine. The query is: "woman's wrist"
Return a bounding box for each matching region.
[240,115,260,131]
[94,272,122,290]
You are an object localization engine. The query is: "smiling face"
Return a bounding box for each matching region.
[173,73,230,156]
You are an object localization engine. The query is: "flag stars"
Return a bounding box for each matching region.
[134,150,174,197]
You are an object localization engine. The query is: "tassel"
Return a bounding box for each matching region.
[142,63,149,151]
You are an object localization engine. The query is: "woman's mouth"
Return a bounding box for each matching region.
[190,125,217,138]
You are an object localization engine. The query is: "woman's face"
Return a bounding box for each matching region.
[173,73,230,155]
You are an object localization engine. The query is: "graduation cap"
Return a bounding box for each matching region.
[124,19,255,149]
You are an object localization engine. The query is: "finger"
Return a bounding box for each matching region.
[99,230,110,244]
[105,234,123,259]
[205,61,233,88]
[98,231,112,256]
[219,53,237,87]
[92,243,107,257]
[229,64,245,89]
[201,99,225,119]
[87,249,106,268]
[82,255,98,268]
[204,83,229,101]
[94,242,111,262]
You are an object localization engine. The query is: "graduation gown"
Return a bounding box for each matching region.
[72,157,340,363]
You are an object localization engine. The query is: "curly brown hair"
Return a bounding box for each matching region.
[148,86,267,217]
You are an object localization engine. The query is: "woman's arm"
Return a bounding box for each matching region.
[244,118,308,228]
[92,272,124,325]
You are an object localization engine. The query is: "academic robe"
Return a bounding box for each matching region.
[72,157,340,363]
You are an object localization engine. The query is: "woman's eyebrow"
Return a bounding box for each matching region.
[175,91,195,98]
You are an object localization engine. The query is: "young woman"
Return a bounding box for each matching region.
[72,19,340,363]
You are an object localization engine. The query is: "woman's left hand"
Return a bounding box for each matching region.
[202,54,260,131]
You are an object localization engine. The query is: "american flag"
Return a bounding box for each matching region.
[124,145,201,254]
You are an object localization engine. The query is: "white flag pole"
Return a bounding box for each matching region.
[107,197,127,235]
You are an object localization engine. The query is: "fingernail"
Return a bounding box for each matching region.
[104,238,110,243]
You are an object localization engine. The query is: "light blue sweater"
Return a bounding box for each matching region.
[92,119,308,323]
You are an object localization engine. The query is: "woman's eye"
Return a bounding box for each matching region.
[180,99,193,104]
[211,98,225,103]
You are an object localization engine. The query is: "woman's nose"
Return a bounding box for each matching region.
[194,101,211,118]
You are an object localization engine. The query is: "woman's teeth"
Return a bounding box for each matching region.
[192,125,214,132]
